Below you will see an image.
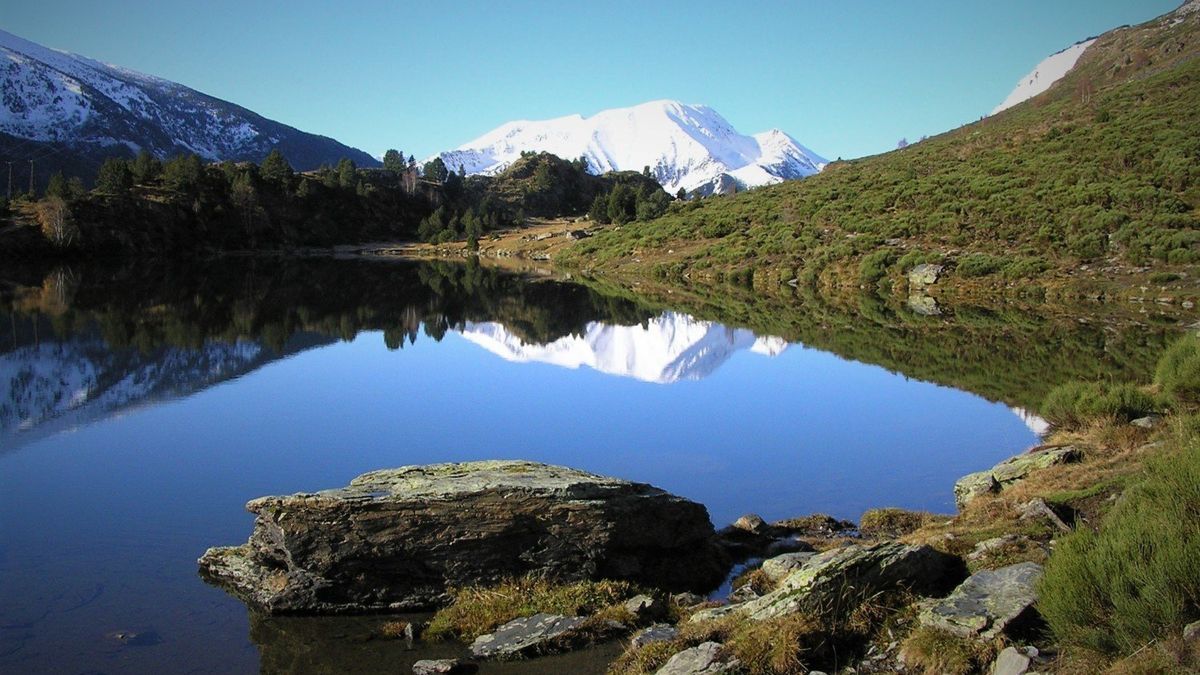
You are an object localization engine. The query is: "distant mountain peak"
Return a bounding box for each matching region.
[431,99,826,195]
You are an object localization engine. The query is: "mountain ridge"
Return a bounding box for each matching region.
[0,29,378,187]
[431,99,826,195]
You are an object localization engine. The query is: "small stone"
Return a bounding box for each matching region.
[670,592,704,608]
[1184,619,1200,642]
[624,594,667,621]
[732,513,769,535]
[655,641,738,675]
[1130,415,1163,429]
[990,646,1032,675]
[631,624,678,650]
[412,659,478,675]
[908,263,944,286]
[1018,498,1072,532]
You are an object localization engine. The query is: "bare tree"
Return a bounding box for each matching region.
[36,196,79,248]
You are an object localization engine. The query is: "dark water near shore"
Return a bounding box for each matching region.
[0,258,1179,673]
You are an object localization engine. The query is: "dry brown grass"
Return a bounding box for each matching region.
[858,508,945,538]
[423,576,640,641]
[1054,636,1200,675]
[899,626,1000,675]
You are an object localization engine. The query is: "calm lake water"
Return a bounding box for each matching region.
[0,258,1174,673]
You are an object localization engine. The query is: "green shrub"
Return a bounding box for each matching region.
[1039,431,1200,654]
[956,253,1004,277]
[1040,381,1160,429]
[858,249,897,285]
[1155,334,1200,404]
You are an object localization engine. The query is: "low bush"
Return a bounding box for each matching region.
[1040,381,1160,429]
[899,626,997,675]
[1155,334,1200,404]
[858,508,940,538]
[1039,428,1200,655]
[956,253,1004,277]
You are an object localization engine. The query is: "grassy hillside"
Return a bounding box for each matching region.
[559,4,1200,301]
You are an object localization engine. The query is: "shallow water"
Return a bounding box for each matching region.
[0,258,1162,673]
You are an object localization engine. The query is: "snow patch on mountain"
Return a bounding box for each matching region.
[457,312,788,384]
[992,38,1097,115]
[0,28,376,169]
[431,100,826,194]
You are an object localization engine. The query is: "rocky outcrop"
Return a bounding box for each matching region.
[919,562,1043,639]
[954,446,1082,508]
[692,542,963,623]
[469,613,585,659]
[631,624,679,649]
[199,460,728,613]
[412,660,478,675]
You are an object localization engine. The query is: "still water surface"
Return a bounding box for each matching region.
[1,259,1055,673]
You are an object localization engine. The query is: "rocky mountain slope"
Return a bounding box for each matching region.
[0,29,377,187]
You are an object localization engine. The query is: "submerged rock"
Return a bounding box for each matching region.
[199,460,727,613]
[469,613,585,659]
[631,623,679,649]
[919,562,1043,640]
[954,446,1082,508]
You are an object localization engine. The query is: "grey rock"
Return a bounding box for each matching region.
[655,641,738,675]
[759,551,818,584]
[412,659,478,675]
[966,535,1021,562]
[1018,498,1071,532]
[920,562,1043,639]
[696,542,962,622]
[199,460,727,613]
[1184,619,1200,642]
[955,447,1082,508]
[1130,415,1163,429]
[990,646,1032,675]
[728,584,760,603]
[670,592,705,609]
[908,264,944,286]
[624,594,667,621]
[469,613,585,659]
[631,623,679,650]
[732,513,770,535]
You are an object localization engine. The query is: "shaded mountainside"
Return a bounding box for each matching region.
[559,3,1200,299]
[0,29,377,190]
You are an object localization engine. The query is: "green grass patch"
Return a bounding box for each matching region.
[1040,381,1161,430]
[1155,334,1200,404]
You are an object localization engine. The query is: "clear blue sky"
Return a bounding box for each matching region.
[0,0,1179,161]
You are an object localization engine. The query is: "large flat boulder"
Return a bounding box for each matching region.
[919,562,1043,639]
[692,542,963,623]
[199,460,727,613]
[469,613,585,659]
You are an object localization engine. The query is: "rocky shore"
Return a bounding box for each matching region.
[200,415,1195,674]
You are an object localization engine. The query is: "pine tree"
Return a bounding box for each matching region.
[676,187,687,201]
[261,149,294,186]
[589,193,611,224]
[96,158,133,196]
[383,149,405,172]
[45,171,69,200]
[337,158,357,188]
[423,157,449,183]
[132,149,162,184]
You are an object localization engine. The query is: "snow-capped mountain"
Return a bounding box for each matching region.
[433,100,826,195]
[992,38,1097,115]
[0,330,330,452]
[458,312,788,384]
[0,29,376,177]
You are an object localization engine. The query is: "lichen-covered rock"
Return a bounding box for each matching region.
[759,551,817,584]
[412,659,478,675]
[199,460,727,613]
[955,447,1082,508]
[631,623,679,649]
[908,264,944,287]
[692,542,962,623]
[469,613,585,659]
[990,646,1032,675]
[655,642,738,675]
[919,562,1043,639]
